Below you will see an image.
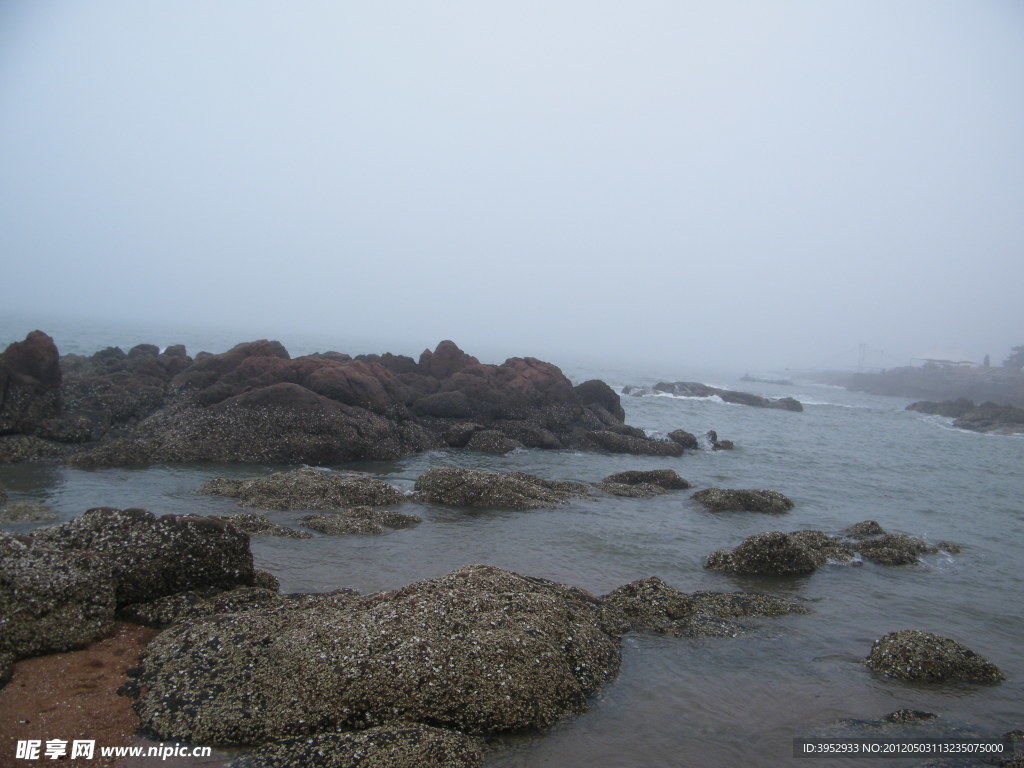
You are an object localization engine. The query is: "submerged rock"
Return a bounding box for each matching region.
[705,531,821,575]
[854,533,934,566]
[131,564,623,744]
[0,501,58,523]
[222,512,312,539]
[601,576,809,638]
[581,430,685,456]
[691,488,794,513]
[842,520,886,537]
[601,469,691,490]
[866,630,1005,683]
[667,429,699,449]
[881,709,937,724]
[302,507,422,535]
[0,532,116,660]
[414,467,588,510]
[200,467,405,510]
[32,507,255,606]
[227,724,484,768]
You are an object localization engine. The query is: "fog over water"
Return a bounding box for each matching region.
[2,1,1022,371]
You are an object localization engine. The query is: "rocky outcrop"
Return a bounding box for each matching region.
[130,564,623,744]
[0,531,117,661]
[624,381,803,411]
[302,507,422,535]
[414,467,590,510]
[1,334,665,464]
[691,488,794,513]
[200,468,405,510]
[227,724,484,768]
[908,398,1024,434]
[866,630,1005,683]
[221,513,312,539]
[32,507,255,606]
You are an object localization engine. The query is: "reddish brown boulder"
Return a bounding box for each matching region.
[419,340,480,379]
[0,331,62,435]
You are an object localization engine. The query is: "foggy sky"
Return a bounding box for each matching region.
[2,1,1022,372]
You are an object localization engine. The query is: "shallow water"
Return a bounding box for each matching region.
[2,320,1022,767]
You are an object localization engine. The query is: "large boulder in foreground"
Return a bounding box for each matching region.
[32,507,255,606]
[866,630,1005,683]
[200,467,405,509]
[0,532,117,660]
[131,565,622,744]
[228,724,483,768]
[692,488,794,513]
[705,531,821,575]
[414,467,589,509]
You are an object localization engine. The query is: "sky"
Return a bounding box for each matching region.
[1,1,1022,372]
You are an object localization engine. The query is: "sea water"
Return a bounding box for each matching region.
[1,317,1022,767]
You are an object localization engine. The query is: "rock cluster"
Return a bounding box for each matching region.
[1,333,678,465]
[201,467,405,510]
[414,467,590,510]
[705,522,961,575]
[908,398,1024,435]
[866,630,1005,683]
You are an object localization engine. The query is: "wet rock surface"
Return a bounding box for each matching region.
[705,531,821,575]
[0,531,117,660]
[601,576,809,638]
[692,488,795,513]
[31,507,255,606]
[0,501,58,523]
[580,430,685,456]
[866,630,1005,683]
[131,564,623,744]
[222,512,312,539]
[227,724,484,768]
[414,467,589,510]
[601,469,692,490]
[201,467,405,510]
[302,507,422,535]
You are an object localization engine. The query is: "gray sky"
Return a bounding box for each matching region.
[2,1,1022,371]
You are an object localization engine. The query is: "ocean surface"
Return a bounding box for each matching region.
[2,317,1022,767]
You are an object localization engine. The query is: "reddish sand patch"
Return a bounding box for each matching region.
[0,623,157,768]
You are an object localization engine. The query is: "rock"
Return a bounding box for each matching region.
[881,709,937,724]
[253,569,281,591]
[853,534,934,565]
[953,402,1024,434]
[0,532,116,661]
[32,507,255,606]
[866,630,1005,683]
[0,501,58,523]
[302,507,422,535]
[414,467,588,510]
[0,651,13,687]
[667,429,699,449]
[650,381,803,411]
[705,531,821,575]
[581,430,684,456]
[131,565,623,744]
[418,340,479,380]
[0,482,5,505]
[597,482,667,498]
[223,513,312,539]
[573,379,626,422]
[228,724,483,768]
[842,520,886,537]
[119,587,284,628]
[200,467,405,510]
[906,398,976,419]
[600,469,691,490]
[464,430,523,454]
[788,530,856,564]
[691,488,794,513]
[0,331,63,436]
[601,576,809,638]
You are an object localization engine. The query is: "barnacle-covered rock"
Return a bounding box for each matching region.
[200,467,405,510]
[131,564,622,744]
[0,501,58,523]
[866,630,1005,683]
[118,587,283,628]
[705,531,821,575]
[222,512,312,539]
[414,467,588,510]
[302,507,422,536]
[691,488,794,513]
[227,723,483,768]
